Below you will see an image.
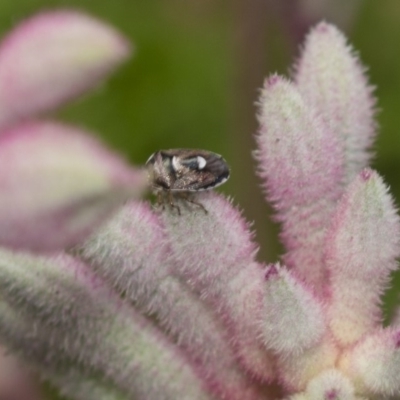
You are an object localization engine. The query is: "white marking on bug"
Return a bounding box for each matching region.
[171,156,180,172]
[195,176,229,191]
[197,156,207,170]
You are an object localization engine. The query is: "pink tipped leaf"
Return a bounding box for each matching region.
[325,169,400,346]
[256,75,343,294]
[0,120,146,252]
[0,10,131,128]
[161,192,275,382]
[262,263,326,355]
[295,22,376,184]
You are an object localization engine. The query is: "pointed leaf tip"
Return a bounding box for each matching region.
[264,264,279,280]
[265,74,282,87]
[82,201,266,400]
[0,10,131,128]
[360,167,373,181]
[314,21,334,34]
[0,120,146,252]
[161,192,275,381]
[262,264,326,355]
[326,169,400,345]
[295,22,376,184]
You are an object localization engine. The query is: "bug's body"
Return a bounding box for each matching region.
[146,149,230,213]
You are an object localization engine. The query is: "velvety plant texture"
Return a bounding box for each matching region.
[0,9,398,400]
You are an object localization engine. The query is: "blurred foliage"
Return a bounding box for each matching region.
[1,1,400,397]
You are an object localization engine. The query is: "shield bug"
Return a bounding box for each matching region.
[146,149,230,214]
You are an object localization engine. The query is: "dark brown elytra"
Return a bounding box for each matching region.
[146,149,230,215]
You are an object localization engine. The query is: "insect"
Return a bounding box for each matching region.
[146,148,230,214]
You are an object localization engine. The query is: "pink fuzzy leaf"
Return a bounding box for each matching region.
[82,201,264,400]
[0,120,146,252]
[262,264,326,355]
[0,250,213,400]
[0,10,130,128]
[326,169,400,346]
[160,192,275,382]
[340,327,400,397]
[0,303,131,400]
[295,22,376,185]
[256,75,343,293]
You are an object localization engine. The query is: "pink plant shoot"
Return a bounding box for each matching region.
[0,10,398,400]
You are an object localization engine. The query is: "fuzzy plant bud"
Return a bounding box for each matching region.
[161,192,275,381]
[0,250,213,400]
[0,10,131,128]
[0,121,145,252]
[82,201,264,400]
[295,22,376,184]
[326,169,400,346]
[256,75,343,293]
[0,300,131,400]
[262,264,326,355]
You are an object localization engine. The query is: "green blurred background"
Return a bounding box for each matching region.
[1,2,400,394]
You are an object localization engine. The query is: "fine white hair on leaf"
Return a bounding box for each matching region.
[161,192,275,381]
[256,74,343,295]
[326,169,400,346]
[295,21,377,185]
[81,201,266,400]
[262,264,326,355]
[0,250,212,400]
